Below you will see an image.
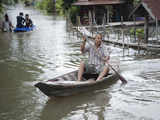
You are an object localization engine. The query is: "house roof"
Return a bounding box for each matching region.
[73,0,125,6]
[129,0,160,20]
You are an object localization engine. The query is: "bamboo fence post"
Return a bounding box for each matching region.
[156,17,158,41]
[121,16,125,56]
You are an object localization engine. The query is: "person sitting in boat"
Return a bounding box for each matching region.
[16,12,25,28]
[25,14,33,28]
[78,34,110,82]
[2,13,14,32]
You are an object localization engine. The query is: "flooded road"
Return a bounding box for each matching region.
[0,5,160,120]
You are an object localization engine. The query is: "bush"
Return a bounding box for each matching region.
[130,28,144,38]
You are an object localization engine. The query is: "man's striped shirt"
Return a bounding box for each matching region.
[83,43,109,71]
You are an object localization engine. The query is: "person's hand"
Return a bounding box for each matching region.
[82,36,86,42]
[107,48,112,55]
[105,56,110,63]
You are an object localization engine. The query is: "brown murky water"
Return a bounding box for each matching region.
[0,5,160,120]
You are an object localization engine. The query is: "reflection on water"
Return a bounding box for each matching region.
[0,5,160,120]
[40,92,111,120]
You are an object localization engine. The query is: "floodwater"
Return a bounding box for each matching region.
[0,5,160,120]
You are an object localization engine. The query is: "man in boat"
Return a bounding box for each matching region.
[24,14,33,28]
[16,12,25,28]
[78,34,110,81]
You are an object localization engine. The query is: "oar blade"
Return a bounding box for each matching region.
[118,74,127,84]
[108,63,127,84]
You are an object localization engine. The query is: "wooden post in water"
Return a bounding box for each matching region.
[156,17,158,41]
[121,16,125,56]
[133,16,136,43]
[77,16,81,40]
[66,11,71,39]
[138,35,141,55]
[102,13,106,41]
[144,16,149,44]
[127,30,130,56]
[107,7,110,24]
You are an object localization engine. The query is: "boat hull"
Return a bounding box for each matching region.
[34,70,119,97]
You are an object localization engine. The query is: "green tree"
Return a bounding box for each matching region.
[36,0,79,24]
[36,0,55,13]
[0,0,19,14]
[56,0,79,24]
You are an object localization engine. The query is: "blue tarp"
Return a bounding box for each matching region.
[14,25,35,32]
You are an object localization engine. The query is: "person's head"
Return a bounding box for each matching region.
[25,14,29,19]
[4,13,9,21]
[95,34,102,47]
[19,12,24,16]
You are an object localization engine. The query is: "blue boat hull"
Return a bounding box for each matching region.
[14,26,35,32]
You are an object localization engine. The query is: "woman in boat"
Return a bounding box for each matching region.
[25,14,33,28]
[78,34,110,81]
[2,14,14,32]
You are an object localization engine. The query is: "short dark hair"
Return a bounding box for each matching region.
[4,13,9,21]
[19,12,23,16]
[4,13,8,17]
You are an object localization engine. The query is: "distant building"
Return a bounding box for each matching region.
[129,0,160,43]
[73,0,134,25]
[130,0,160,21]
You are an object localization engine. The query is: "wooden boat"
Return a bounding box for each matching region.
[14,25,35,32]
[34,70,119,97]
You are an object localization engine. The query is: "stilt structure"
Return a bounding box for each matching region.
[129,0,160,46]
[73,0,160,56]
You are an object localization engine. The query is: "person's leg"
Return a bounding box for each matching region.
[96,66,109,81]
[77,61,85,81]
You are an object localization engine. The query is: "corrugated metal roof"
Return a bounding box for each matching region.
[142,0,160,20]
[73,0,125,6]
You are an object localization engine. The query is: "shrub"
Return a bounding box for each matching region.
[130,28,144,38]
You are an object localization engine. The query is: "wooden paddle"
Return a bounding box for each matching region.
[103,49,127,84]
[107,63,127,84]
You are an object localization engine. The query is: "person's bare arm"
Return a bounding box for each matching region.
[104,56,110,63]
[80,36,87,53]
[9,21,14,28]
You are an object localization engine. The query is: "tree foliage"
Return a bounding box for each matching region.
[36,0,55,13]
[56,0,79,24]
[0,0,19,13]
[36,0,79,24]
[1,0,19,5]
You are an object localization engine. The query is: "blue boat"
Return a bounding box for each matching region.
[14,25,35,32]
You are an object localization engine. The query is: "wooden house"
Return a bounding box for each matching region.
[73,0,134,25]
[129,0,160,43]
